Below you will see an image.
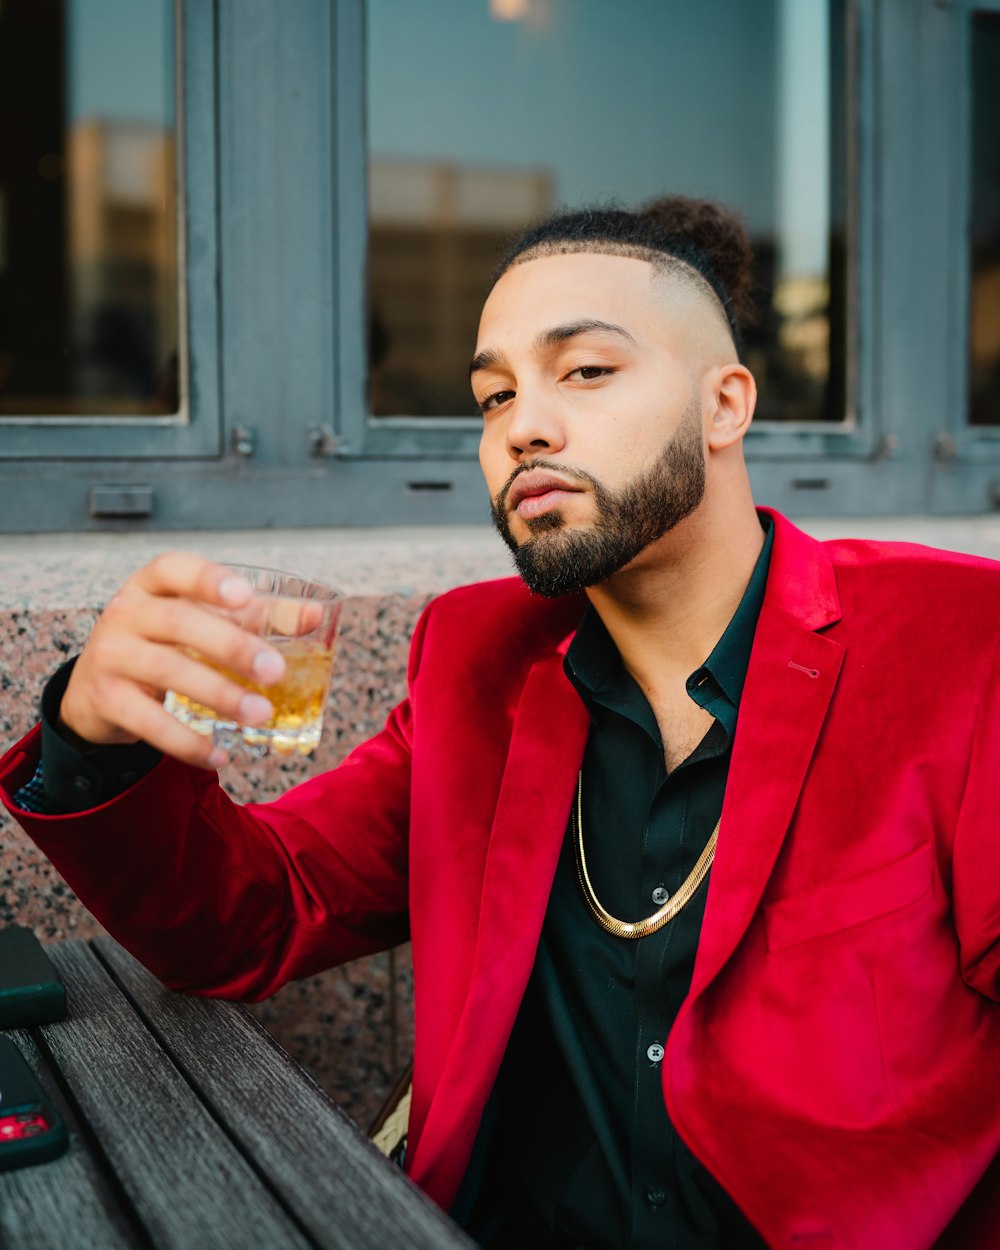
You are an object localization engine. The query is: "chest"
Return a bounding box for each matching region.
[646,687,716,774]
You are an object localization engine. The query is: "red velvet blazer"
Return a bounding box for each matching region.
[3,509,1000,1250]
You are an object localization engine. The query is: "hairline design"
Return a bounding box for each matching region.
[500,238,740,357]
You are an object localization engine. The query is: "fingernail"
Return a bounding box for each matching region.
[252,649,285,683]
[219,576,252,605]
[208,747,229,769]
[239,693,273,725]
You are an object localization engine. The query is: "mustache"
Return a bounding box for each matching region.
[494,459,602,514]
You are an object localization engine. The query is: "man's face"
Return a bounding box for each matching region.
[473,252,707,597]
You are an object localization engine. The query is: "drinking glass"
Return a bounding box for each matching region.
[164,564,342,757]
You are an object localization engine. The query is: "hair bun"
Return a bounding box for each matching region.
[641,195,754,326]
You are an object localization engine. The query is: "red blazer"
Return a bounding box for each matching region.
[3,509,1000,1250]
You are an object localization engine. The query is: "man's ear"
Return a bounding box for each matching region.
[706,364,756,451]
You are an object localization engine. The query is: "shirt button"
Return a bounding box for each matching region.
[651,885,669,906]
[646,1188,667,1207]
[73,775,92,792]
[646,1042,665,1063]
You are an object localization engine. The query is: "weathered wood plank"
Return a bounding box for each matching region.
[0,1028,140,1250]
[95,937,475,1250]
[41,941,314,1250]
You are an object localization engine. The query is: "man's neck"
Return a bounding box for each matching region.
[585,506,766,696]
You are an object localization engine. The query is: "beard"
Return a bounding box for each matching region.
[490,399,706,598]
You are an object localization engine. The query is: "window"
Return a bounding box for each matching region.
[0,0,179,420]
[365,0,847,429]
[0,0,220,472]
[0,1,996,530]
[969,11,1000,428]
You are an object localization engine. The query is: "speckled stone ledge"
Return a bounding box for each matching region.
[3,516,1000,1124]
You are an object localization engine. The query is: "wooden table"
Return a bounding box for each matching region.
[0,937,474,1249]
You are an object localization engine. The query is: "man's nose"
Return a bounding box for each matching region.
[505,391,566,460]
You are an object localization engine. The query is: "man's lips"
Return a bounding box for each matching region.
[507,472,584,519]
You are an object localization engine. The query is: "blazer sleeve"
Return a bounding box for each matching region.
[0,606,433,1002]
[951,632,1000,1002]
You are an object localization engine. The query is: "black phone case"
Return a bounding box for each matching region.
[0,1036,69,1171]
[0,927,67,1028]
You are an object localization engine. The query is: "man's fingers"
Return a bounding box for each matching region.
[64,550,301,757]
[131,552,254,610]
[127,597,285,688]
[110,683,232,770]
[102,637,275,728]
[235,595,328,639]
[159,647,275,728]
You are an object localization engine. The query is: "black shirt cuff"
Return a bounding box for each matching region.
[40,659,162,812]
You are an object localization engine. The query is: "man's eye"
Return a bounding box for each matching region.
[479,389,515,414]
[567,365,613,381]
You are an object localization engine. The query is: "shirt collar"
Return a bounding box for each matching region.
[564,515,774,742]
[690,513,773,714]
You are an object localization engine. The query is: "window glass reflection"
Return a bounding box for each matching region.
[366,0,846,423]
[0,0,179,417]
[970,12,1000,427]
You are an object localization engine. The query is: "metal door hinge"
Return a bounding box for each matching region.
[231,424,256,458]
[307,425,341,457]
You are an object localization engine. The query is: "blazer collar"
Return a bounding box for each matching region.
[688,507,845,995]
[756,505,842,631]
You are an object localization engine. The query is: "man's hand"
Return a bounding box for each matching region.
[59,554,286,769]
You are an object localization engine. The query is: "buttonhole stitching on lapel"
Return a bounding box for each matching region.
[787,661,820,679]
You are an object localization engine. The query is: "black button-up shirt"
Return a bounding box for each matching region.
[457,519,773,1249]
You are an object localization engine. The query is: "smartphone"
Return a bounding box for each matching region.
[0,1036,69,1171]
[0,927,67,1028]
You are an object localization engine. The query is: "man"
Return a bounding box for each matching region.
[2,197,999,1250]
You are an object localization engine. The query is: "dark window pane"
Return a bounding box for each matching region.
[366,0,847,424]
[970,12,1000,427]
[0,0,179,417]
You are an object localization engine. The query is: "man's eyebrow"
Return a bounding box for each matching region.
[535,319,637,351]
[469,320,636,378]
[469,346,507,378]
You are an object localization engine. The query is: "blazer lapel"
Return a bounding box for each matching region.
[409,647,590,1205]
[690,510,846,997]
[691,606,844,996]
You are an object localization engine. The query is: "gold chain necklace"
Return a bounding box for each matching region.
[572,770,719,939]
